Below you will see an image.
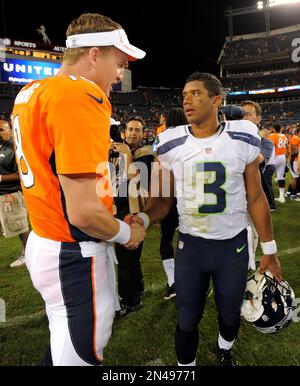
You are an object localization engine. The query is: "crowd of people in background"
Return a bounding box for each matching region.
[109,106,300,147]
[221,30,299,61]
[224,72,299,91]
[0,6,299,368]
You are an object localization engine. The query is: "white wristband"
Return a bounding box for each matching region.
[137,212,150,229]
[107,219,131,245]
[260,240,277,255]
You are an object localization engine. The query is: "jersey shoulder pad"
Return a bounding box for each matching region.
[158,124,188,141]
[226,120,261,148]
[43,75,107,106]
[155,124,189,152]
[226,120,259,136]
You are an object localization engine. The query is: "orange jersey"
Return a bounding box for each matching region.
[289,135,300,160]
[156,124,166,136]
[268,133,288,156]
[12,75,113,242]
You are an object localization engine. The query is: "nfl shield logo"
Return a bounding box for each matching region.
[178,241,184,250]
[205,147,212,154]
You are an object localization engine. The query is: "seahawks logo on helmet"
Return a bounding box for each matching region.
[241,270,295,334]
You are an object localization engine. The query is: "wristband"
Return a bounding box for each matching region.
[137,212,150,229]
[260,240,277,255]
[107,219,131,245]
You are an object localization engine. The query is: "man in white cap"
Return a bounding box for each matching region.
[11,13,145,366]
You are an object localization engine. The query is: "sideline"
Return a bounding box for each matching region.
[1,245,299,329]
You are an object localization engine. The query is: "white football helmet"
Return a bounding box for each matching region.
[241,270,295,334]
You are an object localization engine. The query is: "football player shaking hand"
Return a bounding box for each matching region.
[128,72,282,366]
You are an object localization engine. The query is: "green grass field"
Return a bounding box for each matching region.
[0,187,300,366]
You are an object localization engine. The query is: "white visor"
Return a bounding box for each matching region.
[66,29,146,60]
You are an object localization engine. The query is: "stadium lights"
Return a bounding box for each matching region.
[257,0,300,8]
[257,1,264,9]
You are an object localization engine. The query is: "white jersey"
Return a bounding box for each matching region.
[153,120,261,240]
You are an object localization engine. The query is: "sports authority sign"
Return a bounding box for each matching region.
[0,37,66,52]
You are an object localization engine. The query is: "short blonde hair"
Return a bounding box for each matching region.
[63,13,122,64]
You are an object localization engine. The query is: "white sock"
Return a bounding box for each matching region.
[279,188,285,199]
[218,333,234,351]
[178,359,196,366]
[163,258,175,287]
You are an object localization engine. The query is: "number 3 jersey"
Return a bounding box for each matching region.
[153,120,261,240]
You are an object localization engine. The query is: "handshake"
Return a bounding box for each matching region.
[123,213,148,250]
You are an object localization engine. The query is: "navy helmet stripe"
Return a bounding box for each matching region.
[157,135,189,156]
[227,131,261,148]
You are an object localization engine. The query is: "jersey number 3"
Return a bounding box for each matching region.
[195,162,226,214]
[13,115,35,189]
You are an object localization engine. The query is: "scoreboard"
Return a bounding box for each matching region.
[0,37,133,91]
[0,38,64,84]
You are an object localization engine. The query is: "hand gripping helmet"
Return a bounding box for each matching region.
[241,270,295,333]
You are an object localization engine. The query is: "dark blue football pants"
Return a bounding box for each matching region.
[160,199,179,261]
[175,229,249,364]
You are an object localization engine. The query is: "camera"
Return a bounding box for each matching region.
[219,105,245,121]
[109,148,120,161]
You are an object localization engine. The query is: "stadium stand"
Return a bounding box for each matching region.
[0,83,22,120]
[0,83,182,142]
[1,24,299,140]
[110,87,183,139]
[218,23,300,130]
[220,26,299,64]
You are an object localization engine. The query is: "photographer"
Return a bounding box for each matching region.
[241,100,276,211]
[113,116,153,317]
